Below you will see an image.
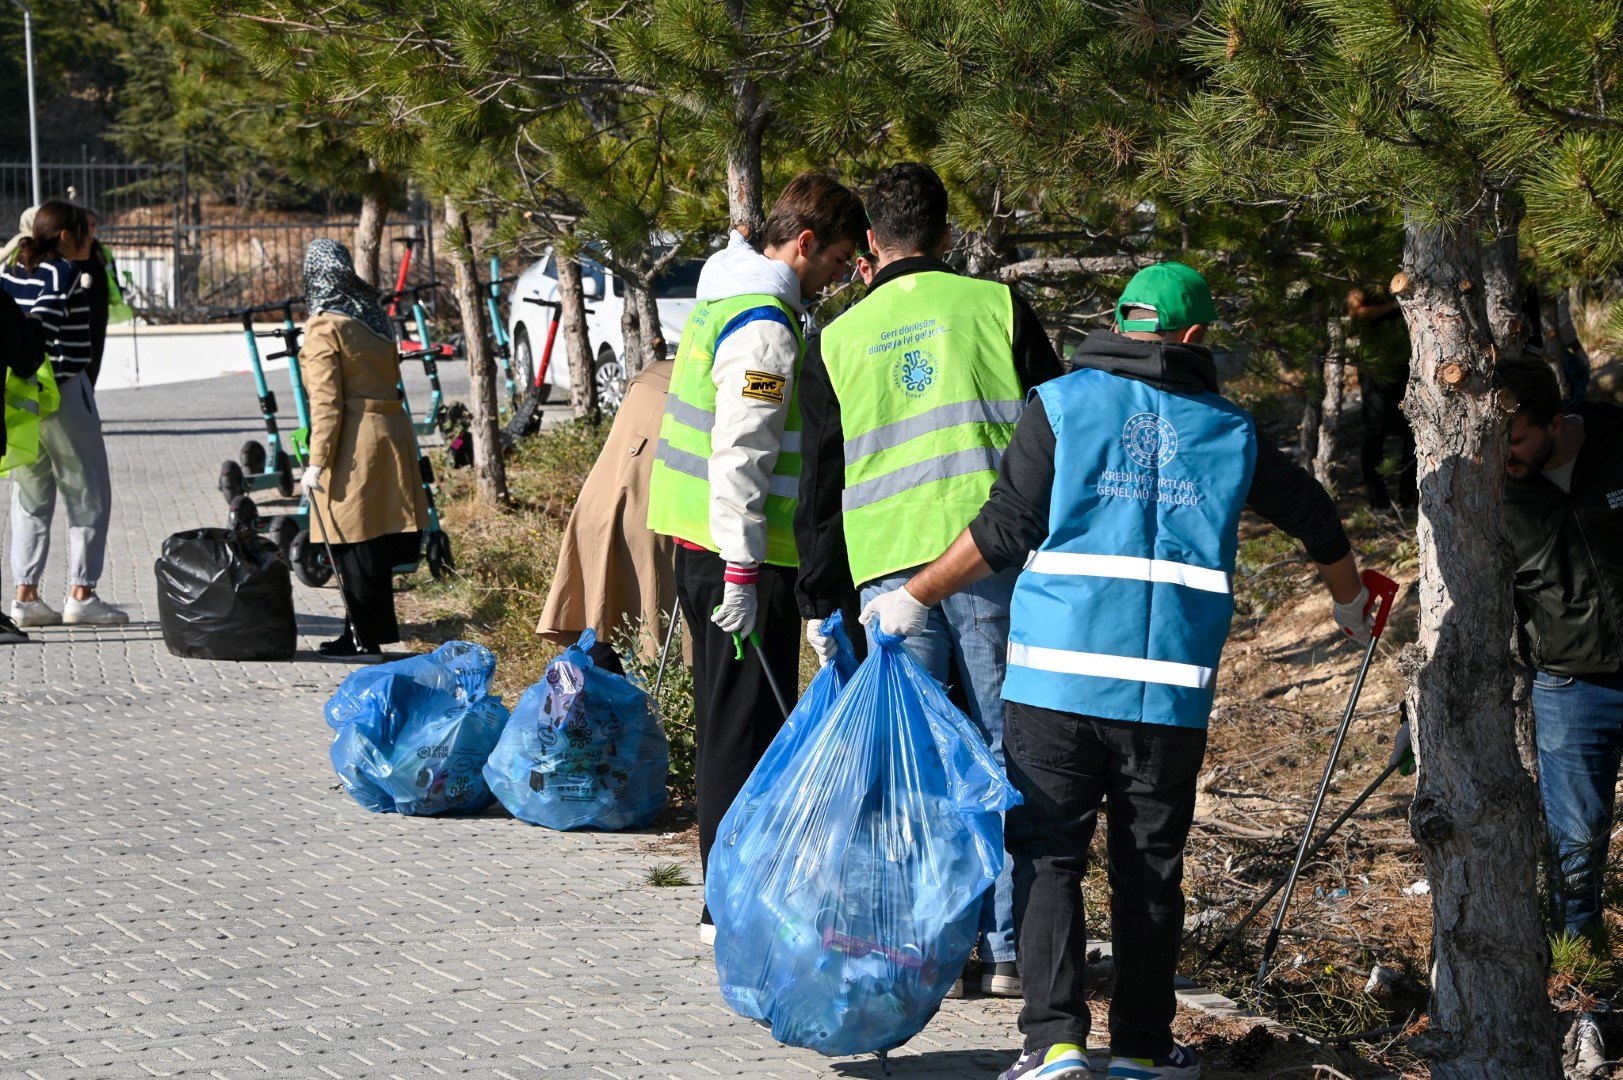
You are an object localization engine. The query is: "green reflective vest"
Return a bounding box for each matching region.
[821,271,1023,584]
[1,361,60,476]
[647,293,805,567]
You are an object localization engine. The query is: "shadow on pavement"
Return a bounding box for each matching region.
[831,1048,1017,1077]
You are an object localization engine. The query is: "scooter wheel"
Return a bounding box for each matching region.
[426,530,454,580]
[218,460,246,503]
[289,529,334,588]
[228,493,260,532]
[273,450,295,498]
[266,514,299,561]
[239,440,267,475]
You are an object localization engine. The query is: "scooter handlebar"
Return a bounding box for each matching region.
[1361,569,1400,640]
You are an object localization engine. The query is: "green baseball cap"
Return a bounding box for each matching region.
[1116,262,1219,332]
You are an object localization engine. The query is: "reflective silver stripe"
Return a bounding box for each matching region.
[666,396,800,454]
[841,447,1000,512]
[844,399,1023,463]
[655,439,800,500]
[1007,642,1214,689]
[1022,551,1231,594]
[664,395,713,432]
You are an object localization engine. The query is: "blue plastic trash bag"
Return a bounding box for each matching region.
[483,629,669,830]
[707,619,1020,1056]
[326,640,510,815]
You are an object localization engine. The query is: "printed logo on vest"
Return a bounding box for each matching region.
[892,348,937,398]
[742,370,786,404]
[1608,488,1623,510]
[1122,412,1179,468]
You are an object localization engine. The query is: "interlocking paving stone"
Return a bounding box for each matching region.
[0,368,1039,1078]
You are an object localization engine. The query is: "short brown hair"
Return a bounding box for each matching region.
[1496,357,1562,426]
[759,171,868,254]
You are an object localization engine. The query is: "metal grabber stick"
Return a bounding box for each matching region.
[1254,569,1401,1003]
[301,471,362,646]
[713,605,791,720]
[652,607,679,700]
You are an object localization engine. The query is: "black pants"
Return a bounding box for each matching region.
[330,532,417,648]
[1003,700,1208,1058]
[674,546,801,914]
[1358,367,1416,508]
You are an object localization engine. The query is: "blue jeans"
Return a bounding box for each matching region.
[1533,669,1623,942]
[862,566,1018,965]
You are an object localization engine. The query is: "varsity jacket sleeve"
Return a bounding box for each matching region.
[1244,433,1352,565]
[709,312,800,566]
[967,395,1058,573]
[794,334,854,618]
[1010,290,1065,391]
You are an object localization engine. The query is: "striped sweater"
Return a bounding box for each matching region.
[2,257,93,380]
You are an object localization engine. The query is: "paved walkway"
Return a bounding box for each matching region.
[0,367,1026,1079]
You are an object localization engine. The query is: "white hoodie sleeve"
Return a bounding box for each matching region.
[708,315,800,566]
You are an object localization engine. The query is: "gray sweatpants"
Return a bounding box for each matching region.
[9,373,112,589]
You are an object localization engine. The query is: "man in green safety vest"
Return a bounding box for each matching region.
[793,161,1064,998]
[646,171,868,946]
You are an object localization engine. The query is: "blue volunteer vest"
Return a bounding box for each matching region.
[1002,367,1258,728]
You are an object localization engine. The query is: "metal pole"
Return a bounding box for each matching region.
[14,1,40,206]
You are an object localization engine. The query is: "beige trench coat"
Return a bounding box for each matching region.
[302,312,429,545]
[536,361,679,659]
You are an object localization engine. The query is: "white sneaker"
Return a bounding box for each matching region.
[63,595,129,626]
[11,598,62,627]
[699,921,717,947]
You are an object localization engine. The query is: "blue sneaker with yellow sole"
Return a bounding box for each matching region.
[1107,1042,1200,1079]
[999,1043,1090,1080]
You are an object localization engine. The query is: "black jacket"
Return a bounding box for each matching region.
[794,256,1064,618]
[0,290,47,456]
[966,331,1352,573]
[1504,403,1623,675]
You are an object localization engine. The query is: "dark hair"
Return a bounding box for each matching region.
[759,171,868,254]
[17,201,90,270]
[1496,357,1562,427]
[866,162,948,255]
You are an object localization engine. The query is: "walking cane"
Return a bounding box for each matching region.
[652,607,679,700]
[302,472,363,649]
[1254,570,1400,1004]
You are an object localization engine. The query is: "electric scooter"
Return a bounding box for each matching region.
[484,255,521,410]
[218,299,304,503]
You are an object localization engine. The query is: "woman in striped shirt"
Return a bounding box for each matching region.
[1,200,128,626]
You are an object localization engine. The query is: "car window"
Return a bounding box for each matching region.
[541,253,557,279]
[654,259,704,299]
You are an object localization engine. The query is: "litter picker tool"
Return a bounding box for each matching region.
[299,469,361,648]
[653,608,680,699]
[713,605,792,720]
[1254,569,1400,1004]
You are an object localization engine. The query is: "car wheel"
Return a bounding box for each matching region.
[595,348,627,412]
[512,326,550,404]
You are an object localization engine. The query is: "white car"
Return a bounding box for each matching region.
[506,250,705,409]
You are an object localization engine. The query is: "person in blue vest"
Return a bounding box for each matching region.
[862,263,1372,1080]
[795,161,1063,998]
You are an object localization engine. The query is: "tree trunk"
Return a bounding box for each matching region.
[1395,216,1559,1079]
[353,164,390,287]
[444,197,507,509]
[1539,283,1572,400]
[619,280,646,384]
[1314,312,1347,490]
[725,0,767,238]
[1480,221,1525,357]
[555,255,598,420]
[636,280,663,368]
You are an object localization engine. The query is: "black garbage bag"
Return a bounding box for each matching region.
[156,527,297,661]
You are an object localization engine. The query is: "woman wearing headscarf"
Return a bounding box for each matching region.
[299,238,428,657]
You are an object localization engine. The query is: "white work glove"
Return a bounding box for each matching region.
[1332,584,1374,645]
[1388,718,1413,771]
[859,586,931,638]
[301,465,324,496]
[712,567,758,637]
[806,618,839,665]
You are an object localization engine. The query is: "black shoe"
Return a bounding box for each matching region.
[0,612,29,644]
[979,960,1022,997]
[318,633,379,657]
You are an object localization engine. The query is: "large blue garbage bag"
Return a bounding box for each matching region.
[482,630,669,830]
[325,640,510,815]
[707,619,1020,1056]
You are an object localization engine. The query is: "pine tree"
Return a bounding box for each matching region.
[1173,2,1623,1074]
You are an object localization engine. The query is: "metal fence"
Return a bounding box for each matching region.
[0,158,437,323]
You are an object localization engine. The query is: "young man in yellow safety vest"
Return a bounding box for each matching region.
[646,172,868,945]
[793,161,1064,998]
